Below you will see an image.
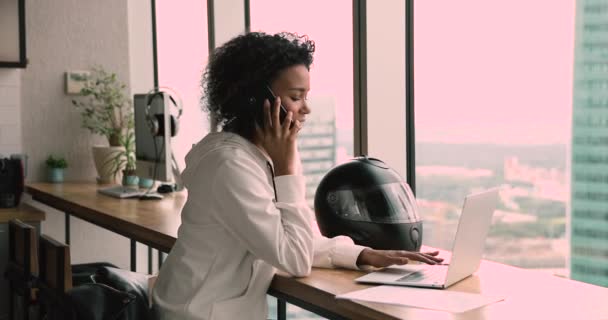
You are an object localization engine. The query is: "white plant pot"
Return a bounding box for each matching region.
[92,145,125,184]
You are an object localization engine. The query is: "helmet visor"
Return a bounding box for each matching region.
[325,182,421,223]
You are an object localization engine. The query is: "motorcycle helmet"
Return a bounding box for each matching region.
[314,156,423,251]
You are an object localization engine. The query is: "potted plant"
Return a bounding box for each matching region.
[45,155,68,183]
[72,66,134,183]
[110,130,139,187]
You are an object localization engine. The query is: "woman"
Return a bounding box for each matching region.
[152,32,442,320]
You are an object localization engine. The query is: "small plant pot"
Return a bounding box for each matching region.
[48,168,65,183]
[138,178,154,189]
[122,173,139,187]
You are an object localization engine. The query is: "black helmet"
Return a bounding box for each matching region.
[314,156,423,251]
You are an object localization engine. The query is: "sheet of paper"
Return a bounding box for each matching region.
[336,285,504,313]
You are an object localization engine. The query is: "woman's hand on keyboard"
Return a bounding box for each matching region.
[356,249,444,268]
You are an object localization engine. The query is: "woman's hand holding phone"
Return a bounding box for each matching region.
[255,96,302,176]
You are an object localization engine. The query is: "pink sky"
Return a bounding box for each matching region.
[415,0,576,145]
[157,0,576,147]
[156,0,209,169]
[250,0,354,134]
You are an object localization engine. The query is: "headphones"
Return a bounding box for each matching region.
[144,87,183,137]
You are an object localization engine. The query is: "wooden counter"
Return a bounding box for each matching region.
[0,202,45,223]
[26,182,608,320]
[27,182,182,252]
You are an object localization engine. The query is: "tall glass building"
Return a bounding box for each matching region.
[570,0,608,287]
[298,96,337,208]
[268,96,337,320]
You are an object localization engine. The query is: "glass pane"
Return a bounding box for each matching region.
[156,1,209,171]
[252,1,353,318]
[251,0,354,209]
[415,1,574,278]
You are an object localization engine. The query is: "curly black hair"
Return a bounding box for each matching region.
[201,32,315,140]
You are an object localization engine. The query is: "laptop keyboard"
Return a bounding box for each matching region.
[98,186,144,198]
[396,267,445,283]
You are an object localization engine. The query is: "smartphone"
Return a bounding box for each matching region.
[252,84,289,128]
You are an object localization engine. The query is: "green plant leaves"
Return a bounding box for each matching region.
[46,155,68,169]
[71,66,134,148]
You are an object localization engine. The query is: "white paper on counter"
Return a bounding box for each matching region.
[336,285,504,313]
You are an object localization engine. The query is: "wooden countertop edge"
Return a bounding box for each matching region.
[270,273,401,320]
[0,202,46,223]
[26,186,175,252]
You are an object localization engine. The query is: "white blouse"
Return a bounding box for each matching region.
[152,132,365,320]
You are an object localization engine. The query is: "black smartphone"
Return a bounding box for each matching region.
[252,84,289,128]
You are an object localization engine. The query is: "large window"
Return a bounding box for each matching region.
[251,1,353,317]
[156,1,209,171]
[251,0,354,208]
[414,1,575,275]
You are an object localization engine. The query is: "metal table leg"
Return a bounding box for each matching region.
[130,239,137,272]
[278,299,286,320]
[148,246,153,274]
[64,212,70,245]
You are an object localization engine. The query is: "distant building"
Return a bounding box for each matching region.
[298,96,337,208]
[570,0,608,287]
[416,199,459,250]
[504,156,567,202]
[504,157,565,185]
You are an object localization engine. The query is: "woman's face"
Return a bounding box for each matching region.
[269,64,311,124]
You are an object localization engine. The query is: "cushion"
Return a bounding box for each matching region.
[67,283,135,320]
[72,262,118,287]
[93,266,152,320]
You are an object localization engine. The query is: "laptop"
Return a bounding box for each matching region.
[355,188,499,289]
[98,186,163,199]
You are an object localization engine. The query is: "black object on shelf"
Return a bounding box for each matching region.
[156,184,175,194]
[0,158,24,208]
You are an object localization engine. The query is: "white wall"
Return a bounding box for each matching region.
[22,0,131,183]
[0,69,21,157]
[19,0,135,270]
